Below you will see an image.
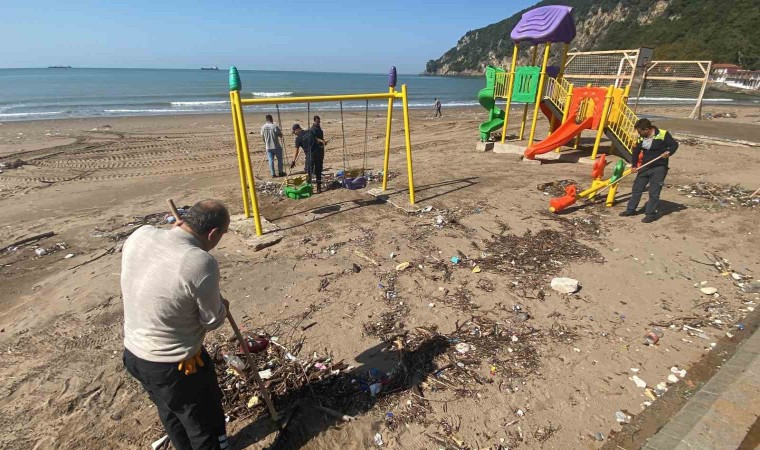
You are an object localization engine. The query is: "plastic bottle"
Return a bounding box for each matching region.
[223,353,245,371]
[644,328,664,345]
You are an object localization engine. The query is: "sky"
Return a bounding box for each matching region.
[0,0,535,73]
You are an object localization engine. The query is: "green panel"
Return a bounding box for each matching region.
[511,66,540,103]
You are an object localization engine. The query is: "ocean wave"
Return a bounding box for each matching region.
[104,108,198,113]
[170,101,229,106]
[0,111,65,118]
[638,97,734,103]
[251,92,294,97]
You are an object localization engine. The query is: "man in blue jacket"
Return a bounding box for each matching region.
[620,118,679,223]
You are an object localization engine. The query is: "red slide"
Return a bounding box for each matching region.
[524,116,594,159]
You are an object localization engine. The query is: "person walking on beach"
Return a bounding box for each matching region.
[309,115,325,172]
[291,123,327,193]
[261,114,286,177]
[434,98,442,117]
[619,118,678,223]
[121,200,231,450]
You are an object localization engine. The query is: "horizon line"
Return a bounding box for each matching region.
[0,66,431,76]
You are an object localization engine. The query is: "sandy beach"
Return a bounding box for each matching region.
[1,104,759,449]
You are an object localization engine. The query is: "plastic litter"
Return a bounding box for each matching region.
[35,248,48,256]
[374,432,383,446]
[450,256,460,264]
[395,261,410,271]
[644,328,664,345]
[455,343,471,354]
[615,411,629,423]
[223,353,245,371]
[631,375,647,388]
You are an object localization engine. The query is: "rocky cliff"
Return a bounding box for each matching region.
[424,0,759,75]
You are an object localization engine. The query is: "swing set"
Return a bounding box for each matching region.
[228,66,416,236]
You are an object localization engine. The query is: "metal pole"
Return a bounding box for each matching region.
[528,43,552,146]
[691,61,711,119]
[591,86,614,160]
[500,44,519,143]
[401,84,415,205]
[382,86,395,191]
[230,92,250,217]
[233,90,263,236]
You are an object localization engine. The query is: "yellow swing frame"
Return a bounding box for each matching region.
[228,66,416,236]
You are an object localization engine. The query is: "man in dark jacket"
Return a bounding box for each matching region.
[291,124,326,192]
[620,118,679,223]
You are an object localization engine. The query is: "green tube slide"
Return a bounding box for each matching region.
[478,66,505,141]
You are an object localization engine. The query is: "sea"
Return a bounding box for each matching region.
[0,68,757,122]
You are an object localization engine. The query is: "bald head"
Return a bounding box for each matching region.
[183,199,230,235]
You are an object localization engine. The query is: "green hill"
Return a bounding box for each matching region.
[425,0,760,75]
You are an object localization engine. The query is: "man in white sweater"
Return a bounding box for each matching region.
[121,199,230,450]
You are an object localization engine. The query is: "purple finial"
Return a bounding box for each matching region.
[388,66,397,87]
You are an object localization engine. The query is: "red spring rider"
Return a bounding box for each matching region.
[549,185,577,213]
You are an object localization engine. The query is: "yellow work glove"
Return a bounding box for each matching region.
[177,351,204,375]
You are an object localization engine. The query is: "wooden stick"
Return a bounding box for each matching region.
[227,313,279,421]
[310,403,355,422]
[0,231,55,252]
[167,199,180,219]
[167,198,279,421]
[750,187,760,199]
[594,154,667,198]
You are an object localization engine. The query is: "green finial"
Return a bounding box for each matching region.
[229,66,241,92]
[609,160,625,183]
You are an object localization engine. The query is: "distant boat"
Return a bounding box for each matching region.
[48,66,72,69]
[201,66,219,70]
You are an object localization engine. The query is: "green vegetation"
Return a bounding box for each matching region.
[426,0,760,74]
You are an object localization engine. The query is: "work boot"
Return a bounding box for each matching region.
[619,210,636,217]
[316,183,322,194]
[641,215,657,223]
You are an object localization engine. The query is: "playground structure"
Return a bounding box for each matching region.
[477,5,711,163]
[476,5,640,163]
[229,66,416,236]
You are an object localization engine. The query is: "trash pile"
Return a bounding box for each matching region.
[541,210,606,238]
[677,182,759,208]
[0,159,27,171]
[536,179,578,197]
[92,208,188,242]
[703,111,738,120]
[255,181,283,197]
[472,229,603,288]
[207,306,564,433]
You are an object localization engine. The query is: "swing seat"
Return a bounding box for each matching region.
[284,176,307,187]
[341,167,367,190]
[343,176,367,190]
[283,183,313,199]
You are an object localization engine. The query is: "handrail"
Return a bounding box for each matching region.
[544,77,572,113]
[606,100,639,155]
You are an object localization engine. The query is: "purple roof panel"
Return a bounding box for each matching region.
[510,5,576,44]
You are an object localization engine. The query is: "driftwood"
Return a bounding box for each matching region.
[1,231,55,252]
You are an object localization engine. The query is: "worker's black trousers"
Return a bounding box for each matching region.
[123,348,228,450]
[306,148,324,186]
[625,165,668,218]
